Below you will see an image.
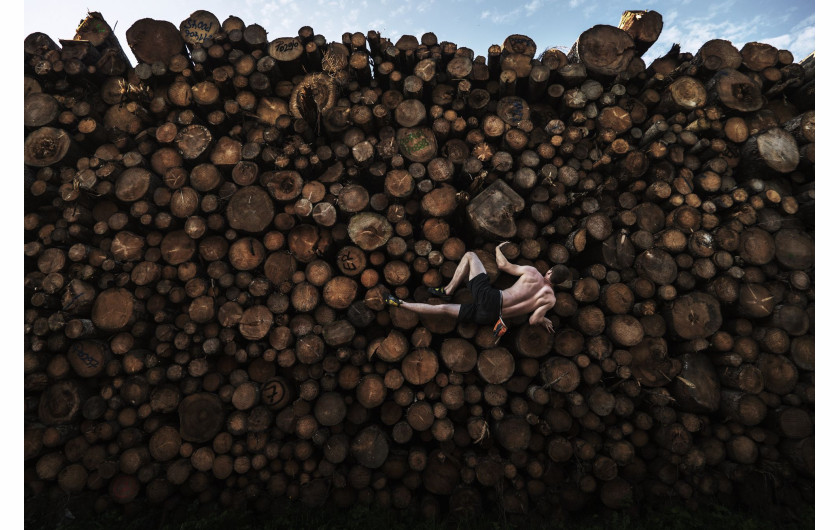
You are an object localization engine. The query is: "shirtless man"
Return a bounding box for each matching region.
[386,242,569,341]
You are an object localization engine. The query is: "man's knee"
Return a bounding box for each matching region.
[467,252,486,277]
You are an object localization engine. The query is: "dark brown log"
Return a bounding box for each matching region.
[695,39,742,71]
[24,127,73,167]
[618,10,663,55]
[178,393,224,443]
[351,426,389,469]
[706,69,763,112]
[541,357,580,393]
[568,25,635,78]
[667,293,722,340]
[741,128,800,175]
[38,381,82,425]
[226,186,274,233]
[126,19,184,64]
[24,93,59,128]
[740,42,778,71]
[402,348,439,386]
[671,353,720,413]
[757,353,798,396]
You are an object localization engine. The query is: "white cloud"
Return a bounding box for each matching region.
[569,0,582,7]
[644,11,775,62]
[524,0,543,15]
[479,7,524,25]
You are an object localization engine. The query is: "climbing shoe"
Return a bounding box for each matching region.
[385,294,403,307]
[493,317,508,344]
[426,286,451,300]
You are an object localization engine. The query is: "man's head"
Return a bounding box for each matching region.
[545,264,570,286]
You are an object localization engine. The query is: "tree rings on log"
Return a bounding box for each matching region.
[774,229,814,270]
[401,348,439,386]
[397,127,437,163]
[630,337,679,387]
[635,248,678,285]
[38,381,82,425]
[696,39,742,71]
[569,25,635,78]
[351,425,389,469]
[503,34,537,58]
[497,97,530,127]
[175,124,212,160]
[226,186,275,233]
[514,325,553,358]
[671,353,721,413]
[179,10,220,46]
[115,168,154,202]
[289,73,337,120]
[540,357,580,393]
[706,69,763,112]
[178,393,224,442]
[24,127,72,167]
[24,93,59,128]
[742,128,800,175]
[495,416,531,451]
[477,347,515,384]
[263,171,303,203]
[149,426,181,461]
[667,293,722,340]
[440,338,478,372]
[91,288,136,332]
[125,18,184,64]
[618,10,663,55]
[348,213,393,251]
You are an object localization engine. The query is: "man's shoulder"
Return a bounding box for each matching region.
[523,266,542,277]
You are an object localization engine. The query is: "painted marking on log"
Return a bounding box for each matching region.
[400,130,430,154]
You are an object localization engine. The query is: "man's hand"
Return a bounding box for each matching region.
[496,241,511,251]
[541,317,555,334]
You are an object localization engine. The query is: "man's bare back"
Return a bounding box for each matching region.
[494,242,558,333]
[500,269,557,319]
[385,242,567,337]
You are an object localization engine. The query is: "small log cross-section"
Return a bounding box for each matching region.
[178,393,224,442]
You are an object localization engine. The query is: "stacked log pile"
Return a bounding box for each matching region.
[25,9,815,520]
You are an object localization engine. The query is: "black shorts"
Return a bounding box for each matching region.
[457,273,502,325]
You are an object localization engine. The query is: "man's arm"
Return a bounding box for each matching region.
[495,242,529,276]
[528,301,555,333]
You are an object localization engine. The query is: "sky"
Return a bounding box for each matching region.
[22,0,815,65]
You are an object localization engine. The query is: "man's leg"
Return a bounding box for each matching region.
[398,301,461,318]
[443,252,486,295]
